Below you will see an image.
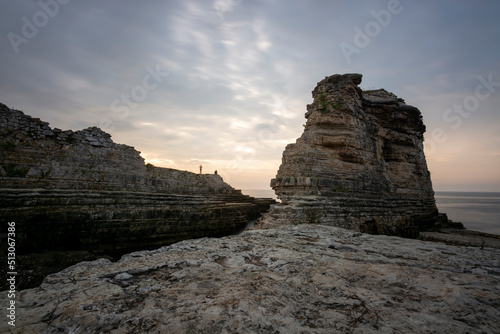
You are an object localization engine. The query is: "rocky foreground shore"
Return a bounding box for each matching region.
[7,224,500,333]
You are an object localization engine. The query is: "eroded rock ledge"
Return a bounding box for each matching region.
[0,103,274,289]
[263,74,439,237]
[8,224,500,333]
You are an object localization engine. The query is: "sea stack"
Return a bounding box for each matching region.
[264,73,438,237]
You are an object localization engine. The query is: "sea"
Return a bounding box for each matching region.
[434,191,500,235]
[242,189,500,235]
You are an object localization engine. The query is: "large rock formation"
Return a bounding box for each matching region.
[264,74,438,237]
[7,224,500,333]
[0,103,274,289]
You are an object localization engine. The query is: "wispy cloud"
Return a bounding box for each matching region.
[0,0,499,191]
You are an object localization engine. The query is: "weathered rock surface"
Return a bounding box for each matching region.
[0,103,274,289]
[7,224,500,333]
[419,228,500,249]
[265,74,438,237]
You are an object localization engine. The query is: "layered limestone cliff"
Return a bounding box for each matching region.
[264,74,438,237]
[0,103,274,289]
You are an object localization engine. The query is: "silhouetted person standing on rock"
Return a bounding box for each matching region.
[199,165,202,174]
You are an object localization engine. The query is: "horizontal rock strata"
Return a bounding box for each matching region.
[0,103,274,289]
[264,74,438,237]
[8,224,500,333]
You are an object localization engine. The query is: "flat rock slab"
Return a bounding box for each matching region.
[8,225,500,333]
[420,228,500,249]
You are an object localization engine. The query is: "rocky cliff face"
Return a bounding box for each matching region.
[264,74,438,237]
[0,103,239,194]
[8,224,500,333]
[0,103,274,288]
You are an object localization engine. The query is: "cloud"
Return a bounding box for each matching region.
[0,0,499,191]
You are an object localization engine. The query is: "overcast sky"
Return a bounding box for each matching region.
[1,0,499,191]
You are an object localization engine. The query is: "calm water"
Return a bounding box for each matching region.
[243,189,276,199]
[435,191,500,235]
[242,189,500,235]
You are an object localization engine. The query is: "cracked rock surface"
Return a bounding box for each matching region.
[9,224,500,333]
